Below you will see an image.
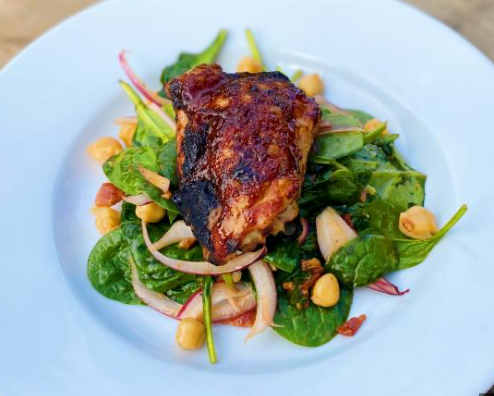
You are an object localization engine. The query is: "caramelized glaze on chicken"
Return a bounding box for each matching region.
[167,64,320,263]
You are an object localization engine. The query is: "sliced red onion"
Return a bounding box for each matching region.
[245,260,277,342]
[123,193,153,206]
[153,221,195,251]
[297,217,310,245]
[366,277,409,296]
[143,220,265,275]
[148,102,176,131]
[180,283,256,322]
[176,288,202,318]
[130,260,181,319]
[316,207,357,262]
[118,51,170,106]
[314,95,351,115]
[138,166,170,193]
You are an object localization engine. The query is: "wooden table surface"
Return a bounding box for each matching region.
[0,0,492,393]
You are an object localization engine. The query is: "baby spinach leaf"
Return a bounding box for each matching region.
[120,202,198,293]
[369,170,426,211]
[120,81,174,148]
[346,109,374,124]
[103,147,157,195]
[160,30,228,83]
[394,204,467,270]
[327,230,399,288]
[300,169,363,209]
[156,140,178,186]
[273,288,353,347]
[321,113,362,132]
[87,228,141,305]
[349,198,403,238]
[104,147,179,214]
[340,144,397,173]
[264,238,300,273]
[315,132,364,160]
[165,280,200,304]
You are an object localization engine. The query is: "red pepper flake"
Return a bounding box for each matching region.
[337,314,367,336]
[299,266,324,291]
[94,183,124,207]
[341,213,356,231]
[220,309,256,327]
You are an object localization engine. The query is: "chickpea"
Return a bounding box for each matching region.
[176,318,205,350]
[135,203,166,223]
[298,74,324,97]
[311,273,340,307]
[236,56,263,73]
[364,118,389,135]
[119,124,136,147]
[86,137,122,163]
[91,207,120,235]
[232,271,242,283]
[399,206,437,240]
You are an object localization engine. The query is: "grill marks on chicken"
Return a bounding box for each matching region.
[167,64,320,263]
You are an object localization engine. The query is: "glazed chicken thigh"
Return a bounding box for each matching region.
[167,64,320,264]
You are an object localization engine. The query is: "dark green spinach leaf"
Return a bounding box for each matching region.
[120,82,174,148]
[264,238,300,273]
[120,202,197,293]
[103,147,179,214]
[160,30,228,84]
[326,230,399,288]
[87,228,141,304]
[273,289,352,347]
[394,204,467,270]
[156,140,178,186]
[346,109,374,124]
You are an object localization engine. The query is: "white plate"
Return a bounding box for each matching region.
[1,0,494,394]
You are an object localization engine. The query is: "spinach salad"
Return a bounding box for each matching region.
[86,29,466,362]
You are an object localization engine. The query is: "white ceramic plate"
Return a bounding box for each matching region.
[1,0,494,394]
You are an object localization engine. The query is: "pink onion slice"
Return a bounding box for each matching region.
[297,217,310,245]
[176,288,202,318]
[314,95,351,115]
[153,221,195,251]
[139,166,170,193]
[143,220,266,275]
[245,260,277,342]
[123,193,153,206]
[366,277,409,296]
[118,51,170,106]
[148,102,176,131]
[130,260,182,319]
[180,283,256,322]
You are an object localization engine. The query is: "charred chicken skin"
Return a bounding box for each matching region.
[166,64,320,264]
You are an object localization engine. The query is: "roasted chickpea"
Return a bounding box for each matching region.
[86,137,122,163]
[232,271,242,283]
[119,124,136,147]
[364,118,389,135]
[236,56,263,73]
[311,273,340,307]
[176,318,205,350]
[135,203,166,223]
[298,74,324,97]
[91,207,120,234]
[399,206,437,240]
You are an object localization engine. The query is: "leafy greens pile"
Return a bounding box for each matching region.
[87,29,466,356]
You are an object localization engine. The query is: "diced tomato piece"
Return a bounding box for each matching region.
[337,314,367,336]
[220,309,256,327]
[95,183,124,207]
[341,213,356,231]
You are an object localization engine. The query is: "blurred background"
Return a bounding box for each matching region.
[0,0,493,68]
